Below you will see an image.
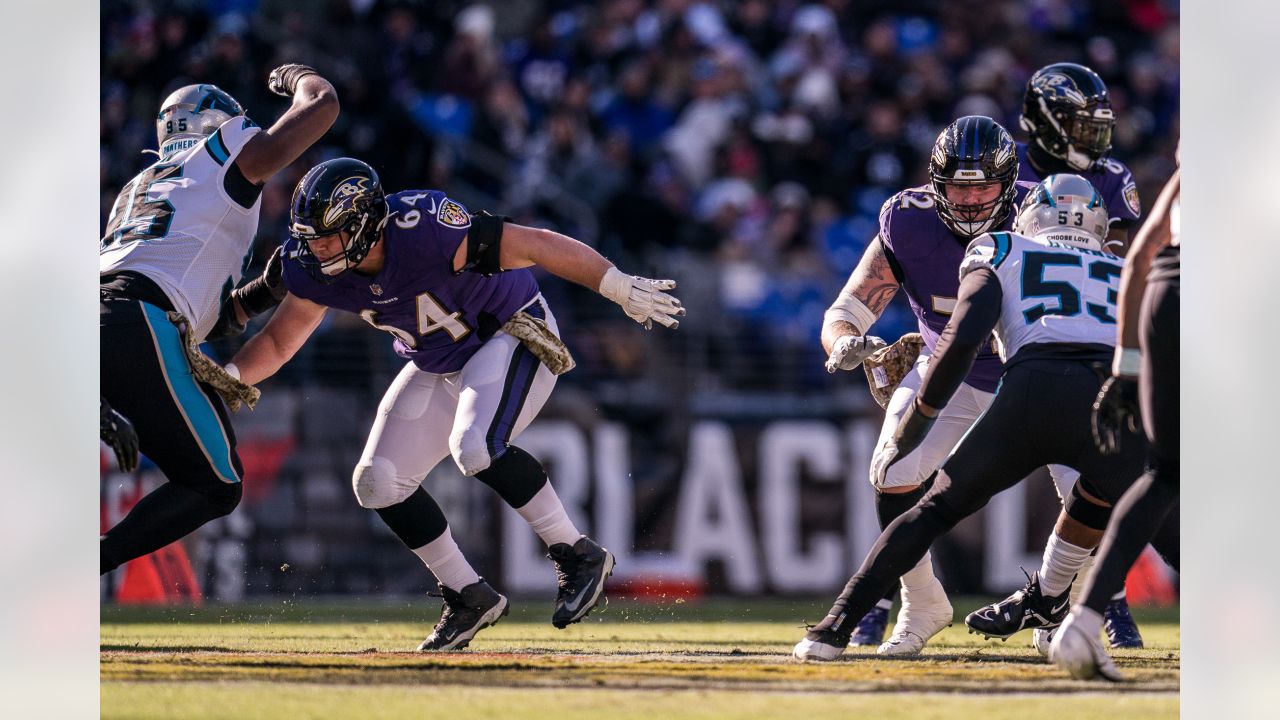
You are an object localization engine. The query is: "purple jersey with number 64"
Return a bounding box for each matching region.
[877,183,1033,393]
[282,190,538,373]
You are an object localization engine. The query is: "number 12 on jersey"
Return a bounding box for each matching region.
[1021,251,1121,325]
[360,292,472,348]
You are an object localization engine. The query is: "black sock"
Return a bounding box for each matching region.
[1081,472,1179,614]
[101,481,241,574]
[871,485,928,605]
[374,486,449,550]
[475,445,548,508]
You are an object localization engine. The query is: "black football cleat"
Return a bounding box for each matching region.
[548,536,615,629]
[418,579,509,651]
[849,605,890,647]
[1103,597,1145,649]
[965,571,1070,640]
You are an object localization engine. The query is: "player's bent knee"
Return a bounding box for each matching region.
[1064,482,1112,531]
[351,458,420,509]
[449,428,492,477]
[193,480,242,518]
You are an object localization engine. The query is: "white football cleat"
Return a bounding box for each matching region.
[792,636,847,662]
[1032,627,1056,657]
[1049,611,1124,681]
[793,612,854,661]
[877,579,953,656]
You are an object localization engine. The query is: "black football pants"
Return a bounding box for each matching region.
[1081,247,1181,613]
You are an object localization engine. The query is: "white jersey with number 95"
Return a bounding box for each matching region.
[100,117,262,342]
[959,231,1125,361]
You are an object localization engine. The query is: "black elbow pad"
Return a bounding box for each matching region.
[458,211,510,276]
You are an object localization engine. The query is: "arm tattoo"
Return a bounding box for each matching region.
[849,238,899,316]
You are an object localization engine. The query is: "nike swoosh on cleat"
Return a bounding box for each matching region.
[562,584,593,614]
[1050,599,1069,614]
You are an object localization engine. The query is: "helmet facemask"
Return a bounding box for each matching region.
[933,175,1017,238]
[928,116,1019,238]
[292,207,387,282]
[289,163,390,284]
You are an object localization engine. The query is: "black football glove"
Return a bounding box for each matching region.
[100,398,139,472]
[206,246,288,340]
[1092,376,1140,455]
[268,63,320,97]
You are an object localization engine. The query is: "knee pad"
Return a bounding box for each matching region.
[449,426,493,477]
[917,471,977,529]
[352,457,421,509]
[1064,481,1112,531]
[474,445,548,508]
[1047,464,1079,502]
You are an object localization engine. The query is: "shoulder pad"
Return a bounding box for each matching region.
[1096,157,1130,176]
[959,232,1014,281]
[879,187,936,248]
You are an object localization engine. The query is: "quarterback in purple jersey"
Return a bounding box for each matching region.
[809,117,1118,660]
[229,158,683,651]
[1016,61,1147,649]
[1019,62,1142,255]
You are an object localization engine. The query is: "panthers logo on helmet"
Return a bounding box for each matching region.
[323,176,373,226]
[1036,73,1087,106]
[437,199,471,228]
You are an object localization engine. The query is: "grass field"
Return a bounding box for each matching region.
[102,597,1178,719]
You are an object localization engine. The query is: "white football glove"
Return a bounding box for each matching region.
[598,267,685,330]
[824,334,887,373]
[869,438,899,488]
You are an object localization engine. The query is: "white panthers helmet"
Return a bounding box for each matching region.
[155,84,245,159]
[1013,174,1109,251]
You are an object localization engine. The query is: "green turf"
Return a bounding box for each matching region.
[102,598,1179,719]
[102,683,1178,720]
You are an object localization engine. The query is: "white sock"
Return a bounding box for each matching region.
[900,551,939,592]
[1069,554,1095,607]
[1039,534,1093,597]
[515,482,582,547]
[411,526,480,592]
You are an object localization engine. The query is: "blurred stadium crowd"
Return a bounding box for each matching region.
[102,0,1180,397]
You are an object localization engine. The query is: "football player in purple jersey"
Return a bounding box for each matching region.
[808,117,1118,659]
[228,158,683,651]
[1014,62,1148,648]
[1019,62,1142,255]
